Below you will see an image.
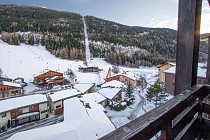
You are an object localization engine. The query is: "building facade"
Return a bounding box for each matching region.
[33,70,64,87]
[164,66,206,95]
[0,94,48,130]
[105,73,138,87]
[0,81,22,98]
[158,62,175,84]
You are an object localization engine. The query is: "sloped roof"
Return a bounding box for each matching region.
[74,83,94,94]
[1,81,22,88]
[80,92,106,103]
[33,69,63,77]
[157,62,176,68]
[101,80,125,88]
[0,94,47,113]
[164,65,206,78]
[8,97,115,140]
[109,72,137,81]
[98,87,122,100]
[49,89,81,102]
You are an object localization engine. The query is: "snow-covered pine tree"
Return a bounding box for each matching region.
[146,80,168,107]
[0,68,2,77]
[125,80,134,99]
[65,68,76,83]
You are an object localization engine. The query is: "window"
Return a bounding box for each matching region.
[1,113,6,118]
[18,109,23,113]
[41,110,48,114]
[29,106,33,109]
[56,105,61,109]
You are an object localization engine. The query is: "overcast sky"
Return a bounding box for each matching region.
[0,0,209,33]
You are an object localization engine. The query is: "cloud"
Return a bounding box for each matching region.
[146,18,177,30]
[146,1,210,34]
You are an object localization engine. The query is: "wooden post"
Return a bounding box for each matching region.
[207,36,210,84]
[175,0,202,96]
[197,94,204,140]
[160,120,173,140]
[192,0,202,86]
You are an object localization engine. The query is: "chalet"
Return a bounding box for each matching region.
[79,66,102,73]
[164,65,206,95]
[48,89,81,115]
[74,83,95,94]
[80,92,107,107]
[33,69,64,88]
[97,87,122,103]
[105,72,139,87]
[9,97,115,140]
[0,94,48,130]
[0,81,22,98]
[158,62,175,84]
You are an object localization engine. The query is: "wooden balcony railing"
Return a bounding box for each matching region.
[100,85,210,140]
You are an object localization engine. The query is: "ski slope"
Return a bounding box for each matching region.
[0,39,111,84]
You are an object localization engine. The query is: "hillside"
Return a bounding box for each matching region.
[86,16,177,66]
[0,5,207,67]
[0,5,85,60]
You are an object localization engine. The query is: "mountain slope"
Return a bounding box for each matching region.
[0,5,180,67]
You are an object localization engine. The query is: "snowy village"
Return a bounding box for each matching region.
[0,16,175,139]
[0,1,210,140]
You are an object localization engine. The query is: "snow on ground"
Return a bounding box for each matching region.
[0,39,173,129]
[0,40,111,93]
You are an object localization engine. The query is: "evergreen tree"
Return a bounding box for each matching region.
[146,80,168,107]
[0,68,2,77]
[125,80,134,99]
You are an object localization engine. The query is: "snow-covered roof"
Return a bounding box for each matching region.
[101,80,125,88]
[0,94,47,113]
[120,72,137,81]
[157,62,176,68]
[33,69,51,77]
[164,65,206,78]
[98,88,122,100]
[8,97,115,140]
[198,63,206,68]
[163,66,176,74]
[49,89,81,102]
[33,69,63,77]
[1,81,22,88]
[80,92,106,104]
[197,67,206,78]
[109,72,137,81]
[74,83,94,94]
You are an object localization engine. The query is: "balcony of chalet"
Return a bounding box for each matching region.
[100,0,210,140]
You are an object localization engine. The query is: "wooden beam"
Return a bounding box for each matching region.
[192,0,202,86]
[99,86,204,140]
[207,36,210,84]
[175,0,202,96]
[202,119,210,139]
